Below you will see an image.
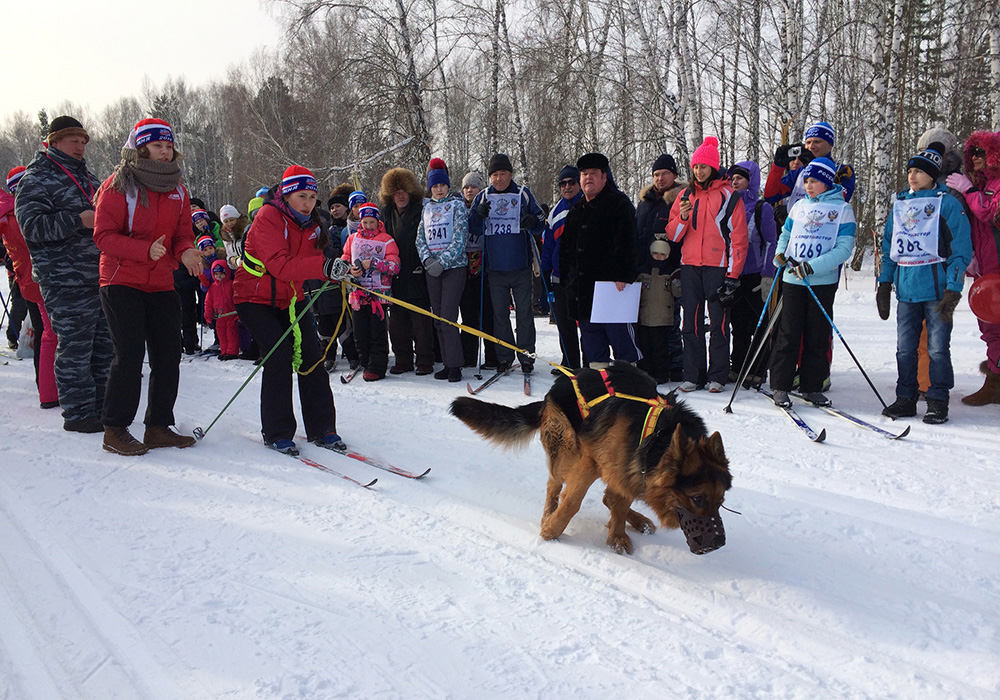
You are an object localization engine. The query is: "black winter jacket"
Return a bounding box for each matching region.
[559,184,638,321]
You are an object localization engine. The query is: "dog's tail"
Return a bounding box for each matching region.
[450,397,545,449]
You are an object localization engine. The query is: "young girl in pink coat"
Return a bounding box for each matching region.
[203,260,239,360]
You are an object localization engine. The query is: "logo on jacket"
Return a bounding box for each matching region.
[827,210,838,222]
[803,208,828,233]
[168,193,181,200]
[900,205,923,232]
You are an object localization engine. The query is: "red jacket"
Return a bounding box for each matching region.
[233,200,326,309]
[0,191,42,303]
[666,177,748,278]
[204,276,236,324]
[93,180,196,292]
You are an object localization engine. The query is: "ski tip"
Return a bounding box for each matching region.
[416,468,431,478]
[466,383,476,395]
[363,478,378,487]
[894,425,911,439]
[340,376,349,384]
[814,428,827,443]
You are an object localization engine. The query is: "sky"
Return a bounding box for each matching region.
[1,0,285,123]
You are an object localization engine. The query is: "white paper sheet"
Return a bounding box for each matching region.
[589,281,641,323]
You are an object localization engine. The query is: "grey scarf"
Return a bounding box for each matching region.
[111,147,183,207]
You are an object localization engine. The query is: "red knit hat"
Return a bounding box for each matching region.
[281,165,318,196]
[690,136,721,171]
[132,118,174,148]
[6,166,26,193]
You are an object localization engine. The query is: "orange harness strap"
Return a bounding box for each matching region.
[555,367,670,446]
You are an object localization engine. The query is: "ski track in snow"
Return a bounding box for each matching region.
[0,270,998,699]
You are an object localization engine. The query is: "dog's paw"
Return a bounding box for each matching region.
[539,519,563,541]
[639,521,656,535]
[606,533,634,555]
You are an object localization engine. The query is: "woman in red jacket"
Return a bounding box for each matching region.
[93,118,203,455]
[234,165,348,456]
[1,166,58,408]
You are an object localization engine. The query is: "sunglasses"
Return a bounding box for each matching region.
[971,146,986,158]
[558,180,578,188]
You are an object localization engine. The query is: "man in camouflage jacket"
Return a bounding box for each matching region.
[14,116,112,433]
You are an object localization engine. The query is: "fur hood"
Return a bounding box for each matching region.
[964,131,1000,186]
[220,214,249,243]
[638,181,688,208]
[378,167,423,208]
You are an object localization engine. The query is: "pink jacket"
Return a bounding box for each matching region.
[962,131,1000,276]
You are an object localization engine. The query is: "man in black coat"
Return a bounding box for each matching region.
[559,152,640,368]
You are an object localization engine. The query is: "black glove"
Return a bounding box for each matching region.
[519,211,536,230]
[774,144,793,169]
[934,289,962,324]
[476,198,492,219]
[790,260,813,280]
[773,252,787,268]
[876,282,892,320]
[324,257,350,281]
[711,277,741,307]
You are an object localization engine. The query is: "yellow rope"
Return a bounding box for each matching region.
[338,278,538,360]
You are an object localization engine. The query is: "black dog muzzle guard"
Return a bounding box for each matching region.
[676,506,726,554]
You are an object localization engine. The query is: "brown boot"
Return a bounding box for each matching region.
[143,425,197,449]
[961,361,1000,406]
[103,427,149,456]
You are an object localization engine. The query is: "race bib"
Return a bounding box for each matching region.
[890,196,944,266]
[486,193,520,236]
[350,236,389,290]
[787,201,847,261]
[423,200,457,254]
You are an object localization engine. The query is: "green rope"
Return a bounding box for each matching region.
[195,280,331,440]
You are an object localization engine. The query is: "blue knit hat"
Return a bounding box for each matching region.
[427,157,450,189]
[804,121,835,147]
[348,190,366,210]
[907,142,945,181]
[801,157,837,189]
[557,165,580,183]
[358,202,380,221]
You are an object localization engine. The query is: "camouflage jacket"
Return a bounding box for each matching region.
[14,148,103,288]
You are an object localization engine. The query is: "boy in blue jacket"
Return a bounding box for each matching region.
[877,143,972,424]
[769,157,856,408]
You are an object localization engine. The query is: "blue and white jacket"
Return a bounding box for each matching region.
[467,180,545,272]
[878,183,972,303]
[775,184,856,287]
[415,192,469,271]
[541,190,583,279]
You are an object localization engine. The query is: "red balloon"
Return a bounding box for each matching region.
[968,272,1000,324]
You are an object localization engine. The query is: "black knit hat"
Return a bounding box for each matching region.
[328,193,349,208]
[728,164,751,181]
[907,141,945,181]
[652,153,678,175]
[487,153,513,175]
[47,115,89,145]
[576,152,610,172]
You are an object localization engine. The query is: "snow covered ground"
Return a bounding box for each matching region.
[0,268,997,700]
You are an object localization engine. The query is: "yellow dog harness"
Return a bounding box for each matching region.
[555,367,671,446]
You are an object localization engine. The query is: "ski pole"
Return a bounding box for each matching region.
[193,280,332,441]
[476,251,485,380]
[0,286,9,331]
[801,276,887,409]
[724,274,782,412]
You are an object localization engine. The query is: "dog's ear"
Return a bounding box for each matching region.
[705,431,727,461]
[668,423,687,459]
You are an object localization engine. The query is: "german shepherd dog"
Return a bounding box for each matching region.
[450,362,732,555]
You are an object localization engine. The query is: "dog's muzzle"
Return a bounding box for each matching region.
[676,506,726,555]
